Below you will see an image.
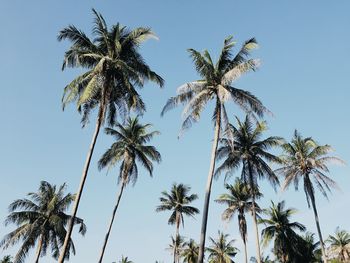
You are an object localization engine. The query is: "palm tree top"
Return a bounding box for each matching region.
[206,231,238,263]
[216,115,283,188]
[58,8,164,126]
[156,183,199,226]
[98,116,161,185]
[276,130,344,201]
[161,36,270,135]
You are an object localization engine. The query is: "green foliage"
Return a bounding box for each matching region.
[327,227,350,262]
[215,178,261,245]
[206,231,238,263]
[0,255,13,263]
[259,201,306,263]
[161,36,268,135]
[58,8,164,127]
[98,116,161,185]
[181,239,199,263]
[0,181,86,263]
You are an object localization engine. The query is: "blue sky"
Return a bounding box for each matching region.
[1,1,349,262]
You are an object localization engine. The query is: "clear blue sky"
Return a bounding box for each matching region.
[1,1,349,262]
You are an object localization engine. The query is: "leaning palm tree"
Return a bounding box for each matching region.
[259,201,306,263]
[57,9,163,262]
[276,130,344,262]
[0,181,86,263]
[156,183,199,263]
[215,116,282,263]
[181,239,199,263]
[161,36,269,263]
[206,231,238,263]
[215,178,262,263]
[97,116,161,262]
[327,228,350,262]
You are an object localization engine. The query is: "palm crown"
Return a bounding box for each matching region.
[206,231,238,263]
[98,116,161,184]
[0,181,86,263]
[327,228,350,261]
[216,115,283,187]
[259,201,305,263]
[156,183,199,227]
[161,36,268,133]
[58,8,164,126]
[181,239,199,263]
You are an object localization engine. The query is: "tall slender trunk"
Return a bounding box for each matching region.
[243,239,248,263]
[98,179,127,263]
[34,235,43,263]
[174,212,180,263]
[248,162,262,263]
[58,114,103,263]
[197,103,221,263]
[310,190,327,263]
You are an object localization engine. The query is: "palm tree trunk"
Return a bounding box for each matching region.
[248,162,262,263]
[243,239,248,263]
[58,114,103,263]
[197,103,221,263]
[310,191,327,263]
[98,179,127,263]
[174,213,180,263]
[34,235,43,263]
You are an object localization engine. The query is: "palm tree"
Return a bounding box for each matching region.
[0,256,12,263]
[97,116,161,262]
[294,232,320,263]
[259,201,306,263]
[161,36,268,263]
[57,9,163,262]
[119,256,133,263]
[276,130,344,262]
[215,178,261,263]
[215,116,282,263]
[181,239,199,263]
[327,228,350,262]
[156,183,199,263]
[206,231,238,263]
[168,235,186,261]
[0,181,86,263]
[250,255,274,263]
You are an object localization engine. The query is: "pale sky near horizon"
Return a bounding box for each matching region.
[1,1,350,262]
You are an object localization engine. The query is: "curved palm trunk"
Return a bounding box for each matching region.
[98,180,127,263]
[197,104,221,263]
[248,163,262,263]
[34,235,43,263]
[58,114,103,263]
[310,193,327,263]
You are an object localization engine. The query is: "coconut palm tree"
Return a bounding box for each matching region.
[168,235,186,261]
[327,228,350,262]
[215,178,262,263]
[276,130,344,262]
[119,256,133,263]
[294,232,320,263]
[156,183,199,263]
[206,231,238,263]
[57,9,163,262]
[0,181,86,263]
[215,116,282,263]
[181,239,199,263]
[250,255,274,263]
[0,256,12,263]
[161,36,268,263]
[97,116,161,262]
[259,201,306,263]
